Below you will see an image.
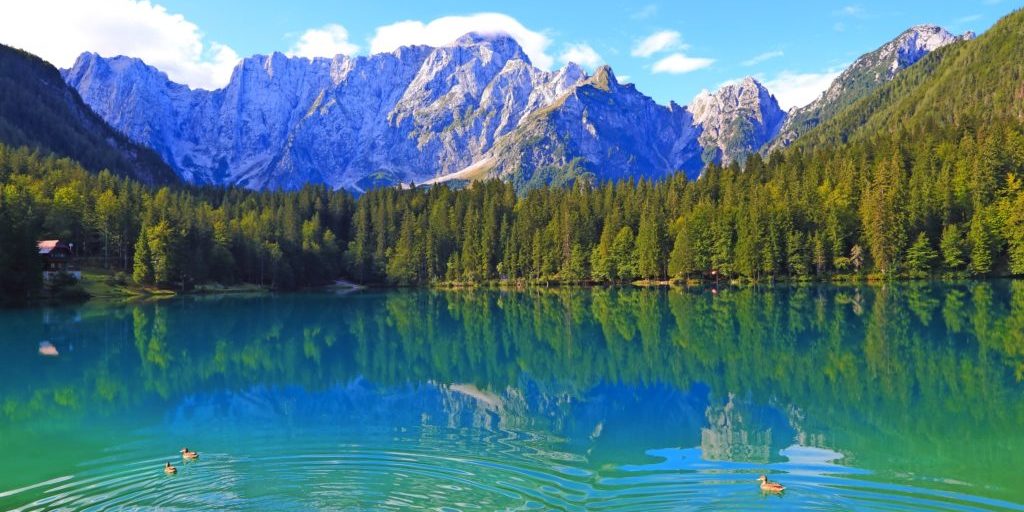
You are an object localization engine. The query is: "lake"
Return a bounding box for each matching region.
[1,283,1023,510]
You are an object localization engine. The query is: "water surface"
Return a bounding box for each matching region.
[2,283,1023,510]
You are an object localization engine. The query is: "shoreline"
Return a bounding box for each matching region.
[6,269,1015,308]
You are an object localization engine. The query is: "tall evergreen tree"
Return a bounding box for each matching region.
[905,232,938,278]
[940,223,966,271]
[132,225,153,284]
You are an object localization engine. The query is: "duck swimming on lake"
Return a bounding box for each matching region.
[180,448,199,461]
[164,462,177,475]
[757,474,785,493]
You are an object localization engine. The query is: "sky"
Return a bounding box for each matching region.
[0,0,1015,110]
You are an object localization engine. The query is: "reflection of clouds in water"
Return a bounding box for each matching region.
[778,445,847,467]
[622,444,863,475]
[38,340,58,356]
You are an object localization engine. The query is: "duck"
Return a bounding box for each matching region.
[757,474,785,493]
[180,448,199,461]
[164,462,177,475]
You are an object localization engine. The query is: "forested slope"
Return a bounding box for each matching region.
[0,44,177,185]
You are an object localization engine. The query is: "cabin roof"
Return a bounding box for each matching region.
[37,240,67,255]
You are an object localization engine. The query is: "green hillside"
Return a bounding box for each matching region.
[798,8,1024,150]
[0,44,177,185]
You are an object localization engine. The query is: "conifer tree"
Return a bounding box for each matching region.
[940,224,966,271]
[132,225,153,284]
[905,232,938,278]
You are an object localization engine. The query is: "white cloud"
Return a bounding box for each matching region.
[836,5,865,17]
[0,0,240,90]
[631,4,658,20]
[742,50,784,67]
[651,53,714,74]
[370,13,553,69]
[559,43,602,69]
[632,30,683,57]
[288,24,359,58]
[763,68,844,110]
[618,75,632,83]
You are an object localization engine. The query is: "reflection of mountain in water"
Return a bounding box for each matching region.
[700,392,794,463]
[169,379,717,468]
[2,283,1024,498]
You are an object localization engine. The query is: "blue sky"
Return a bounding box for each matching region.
[1,0,1016,109]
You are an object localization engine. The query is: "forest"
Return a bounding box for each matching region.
[1,116,1023,300]
[0,145,354,299]
[346,122,1024,285]
[3,9,1024,300]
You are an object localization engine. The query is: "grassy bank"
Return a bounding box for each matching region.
[71,267,269,303]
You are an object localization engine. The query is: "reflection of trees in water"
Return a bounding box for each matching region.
[2,283,1024,482]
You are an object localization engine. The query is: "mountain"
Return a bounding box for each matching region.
[474,66,704,189]
[766,24,973,153]
[65,34,591,191]
[59,23,980,192]
[64,34,784,191]
[0,44,176,185]
[796,9,1023,150]
[690,77,785,166]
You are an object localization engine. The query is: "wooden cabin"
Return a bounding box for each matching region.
[38,240,81,281]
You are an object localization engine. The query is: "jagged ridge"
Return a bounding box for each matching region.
[767,24,973,153]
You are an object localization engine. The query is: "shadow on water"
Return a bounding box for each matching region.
[1,282,1023,509]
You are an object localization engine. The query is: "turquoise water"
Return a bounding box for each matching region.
[1,283,1024,510]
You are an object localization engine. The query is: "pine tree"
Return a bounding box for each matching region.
[999,173,1024,275]
[812,232,828,275]
[132,225,153,284]
[346,202,372,282]
[635,206,663,279]
[850,244,864,273]
[668,228,694,279]
[940,223,966,270]
[905,232,938,278]
[147,220,177,285]
[562,244,587,283]
[860,153,909,274]
[786,230,809,277]
[610,226,636,282]
[968,213,994,275]
[386,212,421,285]
[590,209,620,282]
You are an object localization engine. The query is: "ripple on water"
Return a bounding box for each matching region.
[4,441,1024,511]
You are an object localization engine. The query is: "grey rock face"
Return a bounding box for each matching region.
[65,26,967,191]
[690,77,785,166]
[65,34,592,190]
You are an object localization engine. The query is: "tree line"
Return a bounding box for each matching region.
[350,124,1024,285]
[0,145,354,300]
[2,120,1024,300]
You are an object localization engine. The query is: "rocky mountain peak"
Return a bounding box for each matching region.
[587,65,618,92]
[689,77,785,166]
[765,23,971,154]
[451,31,530,66]
[889,24,972,74]
[691,77,777,119]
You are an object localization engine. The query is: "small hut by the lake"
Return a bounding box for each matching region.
[37,240,81,281]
